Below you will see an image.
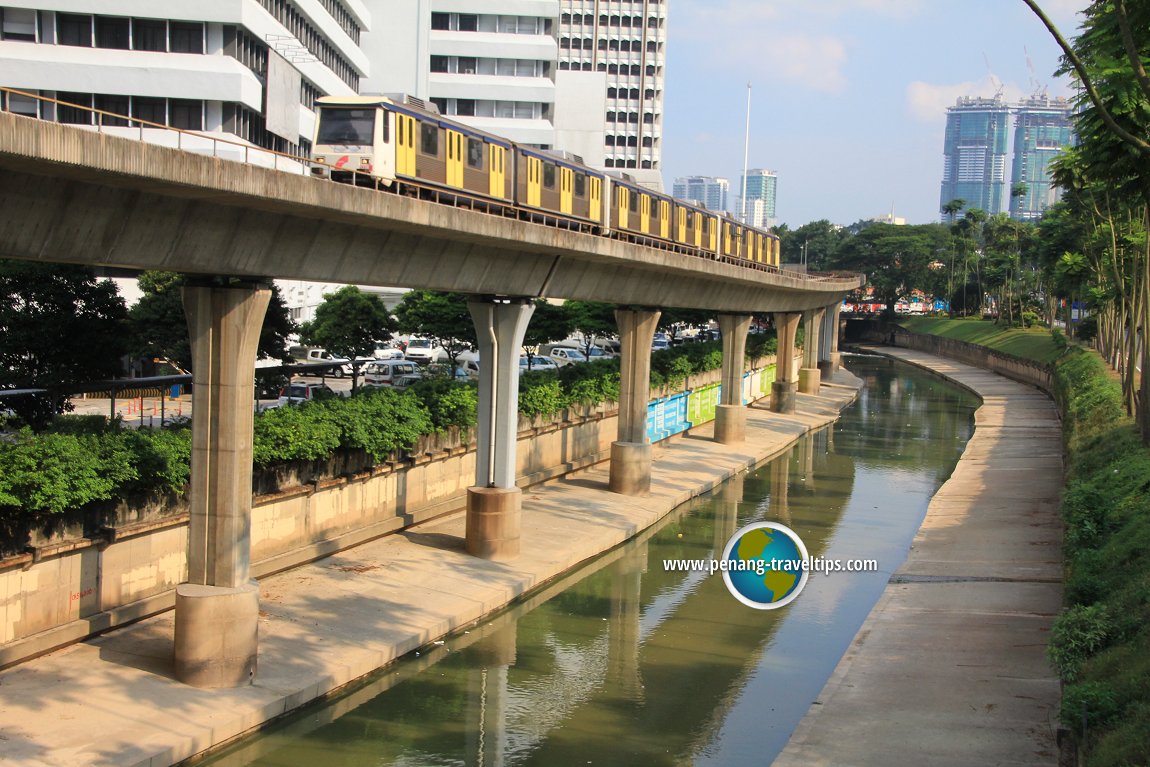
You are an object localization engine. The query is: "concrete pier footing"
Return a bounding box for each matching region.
[465,486,522,560]
[772,380,798,414]
[173,582,259,688]
[798,367,822,395]
[609,441,653,495]
[714,404,747,444]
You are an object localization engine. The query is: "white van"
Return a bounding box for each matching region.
[363,360,422,388]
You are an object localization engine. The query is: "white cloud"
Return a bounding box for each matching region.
[905,77,1029,123]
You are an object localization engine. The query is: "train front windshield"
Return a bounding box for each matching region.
[316,107,375,145]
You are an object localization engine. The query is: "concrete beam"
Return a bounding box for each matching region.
[0,113,863,314]
[176,282,269,688]
[715,314,752,444]
[610,308,660,495]
[465,299,535,560]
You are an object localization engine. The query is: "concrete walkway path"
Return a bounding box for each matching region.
[774,348,1064,767]
[0,372,862,767]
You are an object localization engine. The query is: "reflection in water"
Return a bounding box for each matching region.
[196,356,978,767]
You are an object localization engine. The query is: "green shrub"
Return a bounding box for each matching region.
[518,373,564,419]
[1049,604,1112,682]
[1060,680,1124,732]
[0,428,137,514]
[122,427,192,495]
[252,403,342,464]
[330,388,432,460]
[408,378,478,432]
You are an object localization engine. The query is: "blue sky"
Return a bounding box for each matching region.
[659,0,1089,228]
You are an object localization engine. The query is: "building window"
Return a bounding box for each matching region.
[458,57,477,74]
[96,94,129,125]
[430,55,449,73]
[431,12,450,30]
[133,18,166,51]
[170,21,204,53]
[430,97,447,114]
[458,14,478,32]
[57,92,92,123]
[95,16,129,49]
[1,8,37,41]
[3,91,39,116]
[58,13,92,47]
[132,96,166,125]
[456,98,476,117]
[170,99,202,130]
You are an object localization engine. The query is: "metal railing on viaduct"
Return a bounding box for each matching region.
[0,95,862,688]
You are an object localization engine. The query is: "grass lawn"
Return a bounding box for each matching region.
[897,316,1065,364]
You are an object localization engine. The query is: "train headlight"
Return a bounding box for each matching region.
[315,156,326,163]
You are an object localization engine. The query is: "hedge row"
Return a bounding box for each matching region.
[1048,348,1150,764]
[0,337,771,521]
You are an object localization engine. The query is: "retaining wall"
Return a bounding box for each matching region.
[0,360,775,667]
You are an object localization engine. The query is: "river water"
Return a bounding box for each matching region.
[195,355,979,767]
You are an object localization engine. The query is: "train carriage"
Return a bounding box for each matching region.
[515,147,604,226]
[311,95,513,203]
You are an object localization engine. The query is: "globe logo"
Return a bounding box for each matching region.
[722,522,810,609]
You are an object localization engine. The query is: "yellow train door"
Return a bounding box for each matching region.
[638,194,651,234]
[617,186,630,229]
[526,156,542,207]
[659,200,670,239]
[445,130,464,188]
[709,217,719,251]
[395,114,416,177]
[677,207,687,242]
[560,167,574,214]
[589,177,602,222]
[489,144,506,198]
[695,212,704,247]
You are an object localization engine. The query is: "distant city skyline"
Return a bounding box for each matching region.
[659,0,1089,228]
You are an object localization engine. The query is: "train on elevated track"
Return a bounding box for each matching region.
[310,95,780,270]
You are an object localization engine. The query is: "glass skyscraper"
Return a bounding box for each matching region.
[1009,97,1074,221]
[939,97,1010,219]
[939,95,1073,221]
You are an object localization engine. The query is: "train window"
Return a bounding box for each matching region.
[574,173,586,197]
[543,163,556,189]
[467,138,484,168]
[421,123,438,155]
[629,191,638,212]
[317,108,375,145]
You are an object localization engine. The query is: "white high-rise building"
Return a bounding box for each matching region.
[0,1,369,156]
[556,0,667,190]
[361,1,559,149]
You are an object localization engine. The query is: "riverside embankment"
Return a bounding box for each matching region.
[0,371,862,767]
[775,346,1064,766]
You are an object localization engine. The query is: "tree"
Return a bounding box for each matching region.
[522,300,574,368]
[0,260,129,426]
[658,307,715,342]
[300,285,395,391]
[129,273,297,372]
[563,300,618,358]
[830,224,950,316]
[777,220,846,271]
[393,290,477,368]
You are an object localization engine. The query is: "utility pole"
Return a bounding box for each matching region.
[740,82,751,223]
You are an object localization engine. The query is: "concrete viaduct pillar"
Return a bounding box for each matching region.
[715,313,752,444]
[466,298,535,561]
[610,308,660,495]
[175,282,270,688]
[771,312,801,414]
[799,308,825,395]
[819,302,842,376]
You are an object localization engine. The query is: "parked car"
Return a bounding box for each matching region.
[303,348,352,377]
[651,338,670,352]
[548,346,588,367]
[404,338,448,365]
[520,355,560,373]
[276,381,334,406]
[372,341,405,360]
[363,360,423,388]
